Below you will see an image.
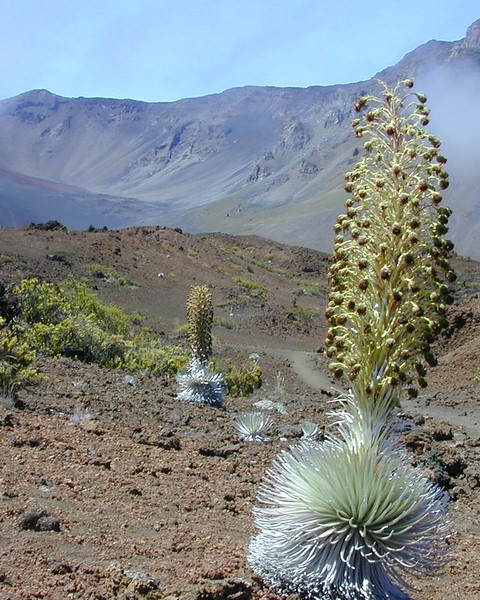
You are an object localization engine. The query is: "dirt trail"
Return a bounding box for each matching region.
[268,346,480,439]
[271,348,334,392]
[402,398,480,439]
[217,331,335,394]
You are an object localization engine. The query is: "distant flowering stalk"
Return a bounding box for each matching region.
[248,80,454,599]
[234,411,273,442]
[186,285,213,363]
[326,79,455,421]
[176,285,225,405]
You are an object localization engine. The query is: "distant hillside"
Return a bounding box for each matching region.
[1,20,479,258]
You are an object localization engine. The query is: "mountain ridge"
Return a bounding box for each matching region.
[1,19,479,258]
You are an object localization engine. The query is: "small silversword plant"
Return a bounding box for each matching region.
[300,420,320,440]
[176,357,225,406]
[234,411,273,442]
[70,406,92,424]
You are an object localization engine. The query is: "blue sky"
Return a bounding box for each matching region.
[1,1,478,103]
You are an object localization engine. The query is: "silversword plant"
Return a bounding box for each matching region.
[300,420,320,440]
[234,411,273,442]
[248,80,454,599]
[249,428,450,600]
[177,285,225,405]
[70,406,92,424]
[176,357,225,406]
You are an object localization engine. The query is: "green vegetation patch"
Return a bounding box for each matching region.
[12,276,187,376]
[83,263,140,287]
[234,278,268,301]
[283,305,318,325]
[0,316,39,401]
[251,258,293,278]
[213,317,235,330]
[294,278,326,296]
[210,357,262,396]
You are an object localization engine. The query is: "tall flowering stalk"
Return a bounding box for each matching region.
[186,284,213,363]
[176,285,225,406]
[248,81,453,599]
[326,79,455,424]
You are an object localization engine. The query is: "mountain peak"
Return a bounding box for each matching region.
[15,88,59,100]
[464,19,480,49]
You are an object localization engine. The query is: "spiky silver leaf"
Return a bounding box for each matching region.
[176,358,225,406]
[234,411,272,442]
[248,435,450,599]
[300,420,320,440]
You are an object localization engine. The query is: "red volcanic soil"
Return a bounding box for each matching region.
[0,225,479,599]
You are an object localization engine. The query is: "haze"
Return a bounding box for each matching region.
[1,0,479,102]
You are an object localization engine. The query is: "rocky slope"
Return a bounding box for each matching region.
[0,21,480,258]
[0,225,479,598]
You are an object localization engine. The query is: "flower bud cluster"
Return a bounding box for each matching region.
[247,80,452,600]
[327,80,455,415]
[186,284,213,363]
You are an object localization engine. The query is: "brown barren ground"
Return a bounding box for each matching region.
[0,225,479,599]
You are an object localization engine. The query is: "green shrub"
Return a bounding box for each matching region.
[251,259,293,278]
[15,277,138,334]
[213,317,235,330]
[284,305,317,325]
[117,334,189,375]
[83,263,140,287]
[294,279,325,296]
[0,317,39,400]
[235,278,268,301]
[211,358,262,396]
[14,278,70,324]
[22,318,127,365]
[173,322,190,339]
[13,276,186,375]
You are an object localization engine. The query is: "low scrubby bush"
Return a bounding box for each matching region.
[211,358,262,396]
[118,333,188,375]
[83,263,140,287]
[12,276,187,376]
[234,278,268,301]
[0,316,39,402]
